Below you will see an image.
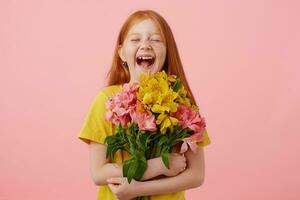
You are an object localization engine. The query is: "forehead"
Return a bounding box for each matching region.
[127,19,161,36]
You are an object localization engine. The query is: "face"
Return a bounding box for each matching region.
[118,19,167,84]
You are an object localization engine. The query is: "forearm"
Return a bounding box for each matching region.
[140,157,165,181]
[94,157,164,185]
[135,168,203,196]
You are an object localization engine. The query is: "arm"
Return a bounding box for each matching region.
[132,146,205,197]
[89,141,185,185]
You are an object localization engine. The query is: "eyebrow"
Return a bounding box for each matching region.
[129,32,161,36]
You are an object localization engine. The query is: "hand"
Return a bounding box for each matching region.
[162,153,187,176]
[107,177,139,200]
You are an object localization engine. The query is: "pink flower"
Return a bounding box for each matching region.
[179,131,205,153]
[105,83,138,127]
[170,104,207,153]
[130,108,157,132]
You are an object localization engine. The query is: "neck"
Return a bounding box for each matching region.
[128,79,139,85]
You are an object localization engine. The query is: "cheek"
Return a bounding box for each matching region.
[124,48,137,62]
[156,48,167,62]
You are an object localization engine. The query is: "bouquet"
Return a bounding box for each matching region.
[104,70,207,200]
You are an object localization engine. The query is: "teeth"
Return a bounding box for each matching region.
[137,56,154,60]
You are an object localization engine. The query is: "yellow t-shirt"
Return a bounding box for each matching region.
[78,84,211,200]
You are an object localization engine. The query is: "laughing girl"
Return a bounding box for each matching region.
[78,9,211,200]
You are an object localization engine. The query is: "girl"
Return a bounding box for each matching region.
[78,9,211,200]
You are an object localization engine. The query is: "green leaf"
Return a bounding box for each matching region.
[151,132,161,141]
[158,135,168,146]
[162,150,170,169]
[106,140,127,161]
[134,157,147,181]
[123,159,132,177]
[106,144,113,159]
[113,142,126,152]
[127,158,138,183]
[172,79,182,92]
[104,135,116,145]
[141,132,151,148]
[136,131,144,150]
[129,145,137,156]
[170,138,185,146]
[128,134,136,149]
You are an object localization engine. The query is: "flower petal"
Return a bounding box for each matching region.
[180,141,188,153]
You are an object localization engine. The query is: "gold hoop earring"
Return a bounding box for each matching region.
[122,60,127,67]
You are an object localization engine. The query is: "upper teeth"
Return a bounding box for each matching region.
[138,56,153,60]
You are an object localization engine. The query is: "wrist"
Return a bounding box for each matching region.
[149,157,165,176]
[133,180,147,197]
[155,156,166,175]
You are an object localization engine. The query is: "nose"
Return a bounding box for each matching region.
[140,41,152,50]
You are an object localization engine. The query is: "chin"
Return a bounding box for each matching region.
[133,64,163,82]
[138,66,153,72]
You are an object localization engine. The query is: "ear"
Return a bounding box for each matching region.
[118,45,126,62]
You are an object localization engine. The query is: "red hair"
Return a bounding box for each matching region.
[105,9,199,107]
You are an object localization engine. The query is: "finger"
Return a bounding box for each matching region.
[107,177,123,184]
[108,183,115,190]
[108,183,120,190]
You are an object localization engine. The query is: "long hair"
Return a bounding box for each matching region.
[105,9,199,107]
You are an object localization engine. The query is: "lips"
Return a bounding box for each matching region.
[135,54,155,69]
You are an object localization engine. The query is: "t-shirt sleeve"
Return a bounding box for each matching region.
[77,91,113,145]
[197,129,211,148]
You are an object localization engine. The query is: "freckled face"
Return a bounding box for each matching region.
[118,19,167,84]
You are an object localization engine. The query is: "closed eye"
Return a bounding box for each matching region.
[131,39,140,42]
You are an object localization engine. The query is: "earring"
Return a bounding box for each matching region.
[122,60,127,67]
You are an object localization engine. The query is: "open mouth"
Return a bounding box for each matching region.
[136,55,155,69]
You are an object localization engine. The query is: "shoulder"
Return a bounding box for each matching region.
[96,84,123,99]
[87,85,123,113]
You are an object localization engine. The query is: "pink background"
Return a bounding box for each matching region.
[1,0,299,199]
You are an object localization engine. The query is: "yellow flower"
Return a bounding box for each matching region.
[137,71,181,132]
[136,70,198,134]
[191,104,200,112]
[142,93,153,104]
[175,84,192,107]
[137,71,179,112]
[151,104,169,113]
[167,74,177,83]
[156,112,178,134]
